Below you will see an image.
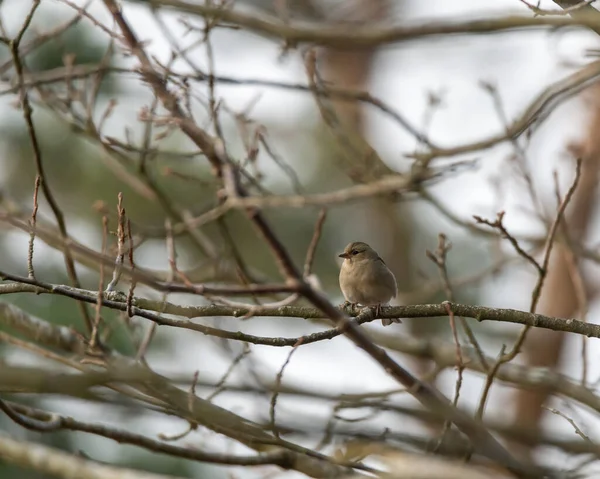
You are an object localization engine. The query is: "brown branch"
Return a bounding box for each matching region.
[0,364,150,395]
[106,192,127,291]
[222,167,531,472]
[0,331,368,478]
[414,59,600,162]
[270,342,301,440]
[1,401,298,468]
[506,158,583,358]
[3,274,600,343]
[0,433,180,479]
[6,0,93,333]
[90,215,108,350]
[474,212,543,274]
[128,0,600,47]
[102,0,222,176]
[0,259,296,297]
[304,209,327,278]
[4,52,599,168]
[26,175,40,279]
[5,301,600,419]
[99,2,539,473]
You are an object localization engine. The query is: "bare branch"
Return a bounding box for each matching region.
[0,433,181,479]
[126,0,600,47]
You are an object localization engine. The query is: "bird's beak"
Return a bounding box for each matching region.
[338,253,349,259]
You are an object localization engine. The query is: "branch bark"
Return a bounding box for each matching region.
[0,433,179,479]
[126,0,600,47]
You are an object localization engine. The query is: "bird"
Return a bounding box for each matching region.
[338,241,400,326]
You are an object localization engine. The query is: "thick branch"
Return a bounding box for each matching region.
[1,281,597,340]
[130,0,600,47]
[0,433,177,479]
[3,298,599,416]
[3,401,297,468]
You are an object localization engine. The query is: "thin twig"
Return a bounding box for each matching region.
[207,345,251,402]
[270,339,302,440]
[543,406,593,443]
[505,158,583,361]
[8,0,92,333]
[106,193,126,292]
[125,219,136,318]
[89,216,109,350]
[303,208,327,278]
[476,345,507,421]
[1,400,299,468]
[27,175,41,279]
[474,212,543,275]
[553,171,589,386]
[427,235,488,370]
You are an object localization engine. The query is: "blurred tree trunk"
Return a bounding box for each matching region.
[318,0,414,293]
[318,1,441,398]
[320,1,386,133]
[511,84,600,461]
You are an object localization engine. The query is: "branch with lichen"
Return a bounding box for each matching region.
[0,278,597,341]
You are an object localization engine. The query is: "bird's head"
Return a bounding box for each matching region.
[338,242,379,263]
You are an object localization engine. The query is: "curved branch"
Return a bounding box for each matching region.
[130,0,600,47]
[0,434,178,479]
[3,401,297,468]
[414,59,600,162]
[3,300,600,423]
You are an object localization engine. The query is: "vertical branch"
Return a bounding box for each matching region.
[528,159,583,316]
[303,208,327,278]
[158,370,199,442]
[89,215,109,350]
[426,235,463,367]
[106,193,125,292]
[27,176,41,279]
[206,345,251,402]
[553,172,590,386]
[512,111,600,460]
[485,160,582,362]
[427,235,465,451]
[7,0,92,333]
[125,219,136,319]
[270,340,302,440]
[476,345,506,420]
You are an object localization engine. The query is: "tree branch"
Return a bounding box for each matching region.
[129,0,600,47]
[2,280,598,341]
[0,433,179,479]
[1,401,298,469]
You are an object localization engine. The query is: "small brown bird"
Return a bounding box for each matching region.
[338,241,400,326]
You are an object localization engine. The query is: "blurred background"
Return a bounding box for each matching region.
[1,0,600,477]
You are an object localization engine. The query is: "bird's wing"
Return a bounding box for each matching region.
[375,257,397,298]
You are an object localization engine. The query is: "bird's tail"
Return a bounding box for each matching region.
[381,317,402,326]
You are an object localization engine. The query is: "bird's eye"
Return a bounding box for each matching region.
[351,250,359,255]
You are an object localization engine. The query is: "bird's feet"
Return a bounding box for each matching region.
[340,301,358,313]
[375,304,402,326]
[364,304,383,318]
